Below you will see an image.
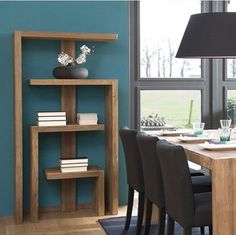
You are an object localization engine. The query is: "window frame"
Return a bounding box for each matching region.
[129,0,211,129]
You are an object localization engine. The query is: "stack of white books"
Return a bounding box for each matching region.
[77,113,98,125]
[37,112,66,126]
[59,157,88,173]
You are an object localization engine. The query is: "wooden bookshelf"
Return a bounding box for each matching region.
[13,30,118,224]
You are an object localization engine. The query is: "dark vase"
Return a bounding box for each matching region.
[53,63,88,79]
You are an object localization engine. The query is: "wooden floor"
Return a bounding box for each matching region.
[0,198,140,235]
[0,207,126,235]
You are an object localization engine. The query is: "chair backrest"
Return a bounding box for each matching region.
[136,133,165,208]
[119,127,144,192]
[156,142,195,226]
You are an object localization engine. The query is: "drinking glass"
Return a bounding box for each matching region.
[192,122,205,136]
[220,119,231,129]
[219,128,231,143]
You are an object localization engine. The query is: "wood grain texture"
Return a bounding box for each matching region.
[157,133,236,235]
[14,29,119,224]
[13,31,23,224]
[60,40,77,213]
[0,205,131,235]
[44,166,103,180]
[31,124,105,133]
[93,171,105,216]
[29,127,39,222]
[105,81,118,215]
[17,30,118,41]
[29,79,115,86]
[211,159,236,235]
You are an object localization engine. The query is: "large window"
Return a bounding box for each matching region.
[130,0,236,130]
[225,1,236,126]
[140,0,201,79]
[130,0,207,130]
[227,0,236,78]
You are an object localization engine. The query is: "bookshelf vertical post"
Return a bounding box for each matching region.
[60,41,77,212]
[105,80,118,214]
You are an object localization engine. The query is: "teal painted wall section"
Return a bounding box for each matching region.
[0,1,129,216]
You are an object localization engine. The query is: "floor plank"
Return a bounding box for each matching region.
[0,205,130,235]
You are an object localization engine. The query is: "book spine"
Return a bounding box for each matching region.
[60,163,88,168]
[78,121,98,125]
[59,159,88,164]
[38,116,66,121]
[37,121,67,126]
[37,112,66,117]
[77,113,98,119]
[61,167,88,173]
[77,113,97,116]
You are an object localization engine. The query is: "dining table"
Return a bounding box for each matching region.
[149,129,236,235]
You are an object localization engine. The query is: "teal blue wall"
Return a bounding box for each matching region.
[0,1,129,216]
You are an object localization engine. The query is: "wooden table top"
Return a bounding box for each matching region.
[149,129,236,169]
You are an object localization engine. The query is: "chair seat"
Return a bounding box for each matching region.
[191,175,212,193]
[193,192,212,226]
[190,168,205,176]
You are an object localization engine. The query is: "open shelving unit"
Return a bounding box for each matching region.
[13,31,118,223]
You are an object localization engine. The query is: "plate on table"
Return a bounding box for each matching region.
[177,135,214,143]
[157,129,192,136]
[199,141,236,150]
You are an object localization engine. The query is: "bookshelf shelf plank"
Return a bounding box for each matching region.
[31,124,104,133]
[17,30,118,41]
[44,166,103,180]
[29,79,115,86]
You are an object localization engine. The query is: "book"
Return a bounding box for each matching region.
[38,116,66,121]
[60,163,88,168]
[37,121,66,126]
[59,157,88,164]
[37,112,66,117]
[61,166,88,173]
[77,113,98,119]
[78,120,98,125]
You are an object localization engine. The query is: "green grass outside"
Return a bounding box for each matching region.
[140,90,201,128]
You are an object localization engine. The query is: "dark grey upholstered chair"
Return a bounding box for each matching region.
[136,134,212,235]
[156,142,212,235]
[136,133,166,235]
[119,127,145,235]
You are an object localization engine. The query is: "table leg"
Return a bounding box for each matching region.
[212,159,236,235]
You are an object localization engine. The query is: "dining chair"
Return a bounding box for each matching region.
[119,127,145,234]
[137,134,211,235]
[156,142,212,235]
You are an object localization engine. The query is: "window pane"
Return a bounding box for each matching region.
[227,90,236,127]
[140,0,201,78]
[140,90,201,129]
[227,1,236,78]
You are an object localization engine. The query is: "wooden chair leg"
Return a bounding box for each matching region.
[184,227,192,235]
[136,192,145,235]
[209,225,212,235]
[158,207,166,235]
[124,186,134,230]
[166,215,175,235]
[144,199,153,235]
[200,226,204,234]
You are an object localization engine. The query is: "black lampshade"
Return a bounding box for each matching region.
[176,12,236,58]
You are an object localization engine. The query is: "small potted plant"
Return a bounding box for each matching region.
[53,45,94,79]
